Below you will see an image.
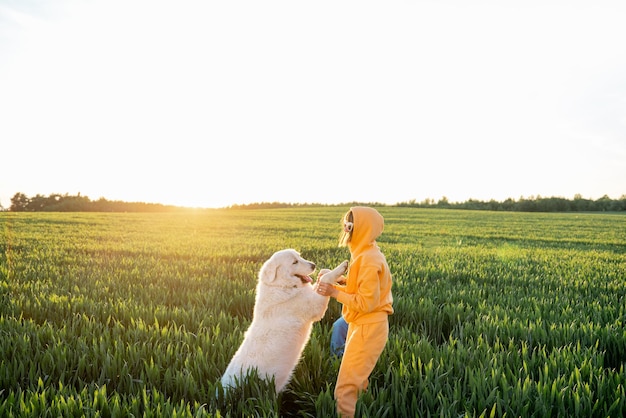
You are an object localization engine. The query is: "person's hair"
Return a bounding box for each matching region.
[338,210,353,247]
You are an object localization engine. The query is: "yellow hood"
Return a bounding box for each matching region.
[348,206,384,255]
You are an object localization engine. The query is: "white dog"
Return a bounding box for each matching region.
[220,249,348,393]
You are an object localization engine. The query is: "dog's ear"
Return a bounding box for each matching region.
[259,257,278,283]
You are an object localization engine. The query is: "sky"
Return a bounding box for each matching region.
[1,0,625,209]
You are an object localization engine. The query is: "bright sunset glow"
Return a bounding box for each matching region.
[1,1,625,208]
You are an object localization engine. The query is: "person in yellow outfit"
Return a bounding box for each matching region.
[318,206,393,418]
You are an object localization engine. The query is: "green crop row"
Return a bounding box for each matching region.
[1,208,625,416]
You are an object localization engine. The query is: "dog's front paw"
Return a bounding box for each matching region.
[319,260,349,284]
[317,268,331,279]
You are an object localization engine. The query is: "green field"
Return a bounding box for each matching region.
[1,208,625,417]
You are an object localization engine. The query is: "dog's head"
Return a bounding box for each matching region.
[259,249,316,287]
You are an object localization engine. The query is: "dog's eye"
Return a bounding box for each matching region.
[292,259,298,265]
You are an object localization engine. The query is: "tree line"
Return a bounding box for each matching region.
[6,193,184,213]
[224,195,626,212]
[396,194,626,212]
[3,192,626,213]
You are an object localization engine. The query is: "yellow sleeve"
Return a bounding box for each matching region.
[335,265,380,314]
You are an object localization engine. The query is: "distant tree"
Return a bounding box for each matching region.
[619,195,626,211]
[517,197,536,212]
[10,193,30,211]
[573,194,592,211]
[595,195,613,211]
[437,196,450,208]
[29,194,50,211]
[486,199,500,211]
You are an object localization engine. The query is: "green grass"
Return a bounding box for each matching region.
[1,208,625,417]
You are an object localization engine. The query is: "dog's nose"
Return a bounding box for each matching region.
[311,262,316,269]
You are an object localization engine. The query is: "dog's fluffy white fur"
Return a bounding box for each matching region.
[220,249,348,393]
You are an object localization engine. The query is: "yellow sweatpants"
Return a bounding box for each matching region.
[334,320,389,418]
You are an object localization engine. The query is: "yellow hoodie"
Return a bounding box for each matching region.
[335,206,393,325]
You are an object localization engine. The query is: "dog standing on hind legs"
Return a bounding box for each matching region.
[220,249,348,393]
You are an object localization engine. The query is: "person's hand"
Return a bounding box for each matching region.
[317,282,338,298]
